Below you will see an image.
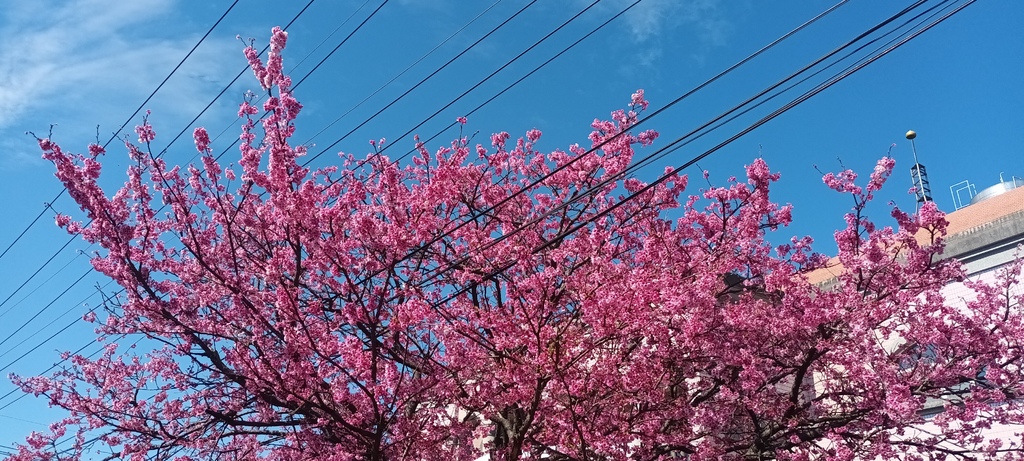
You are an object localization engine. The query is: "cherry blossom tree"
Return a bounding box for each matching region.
[9,28,1024,461]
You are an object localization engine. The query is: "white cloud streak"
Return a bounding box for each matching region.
[0,0,239,167]
[607,0,730,45]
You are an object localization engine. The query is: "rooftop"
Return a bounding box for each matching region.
[805,184,1024,285]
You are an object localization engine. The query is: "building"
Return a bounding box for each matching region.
[807,178,1024,286]
[807,177,1024,453]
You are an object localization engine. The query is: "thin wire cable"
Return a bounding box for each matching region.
[332,0,853,292]
[0,2,379,368]
[0,1,320,334]
[0,0,242,265]
[299,0,504,146]
[629,0,958,174]
[0,3,976,453]
[0,268,93,349]
[371,0,621,162]
[101,0,243,150]
[205,0,397,165]
[0,302,100,374]
[0,249,86,318]
[0,232,81,317]
[188,0,382,165]
[1,0,850,368]
[421,0,976,311]
[153,0,319,161]
[300,0,542,166]
[406,0,941,291]
[0,332,124,410]
[0,3,379,412]
[291,1,391,90]
[287,0,374,73]
[0,413,45,426]
[392,0,647,160]
[0,280,105,361]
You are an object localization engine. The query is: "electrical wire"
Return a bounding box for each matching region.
[369,0,626,164]
[150,0,320,162]
[0,332,125,411]
[0,280,109,361]
[419,0,977,312]
[0,268,93,350]
[287,0,375,74]
[0,2,979,456]
[291,1,391,90]
[0,301,100,375]
[628,0,959,175]
[181,0,394,168]
[0,248,86,319]
[298,0,505,147]
[0,0,850,387]
[0,1,323,348]
[0,230,80,317]
[406,0,942,293]
[330,0,853,293]
[300,0,542,166]
[0,0,243,265]
[0,2,387,429]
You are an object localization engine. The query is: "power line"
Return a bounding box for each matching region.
[0,301,99,375]
[284,0,375,74]
[186,0,381,166]
[291,1,391,90]
[0,2,386,395]
[0,231,81,317]
[370,0,616,163]
[0,268,93,350]
[3,3,972,453]
[420,0,976,313]
[390,0,648,159]
[0,2,979,457]
[151,0,319,162]
[333,0,852,294]
[0,1,322,343]
[0,1,383,379]
[0,0,243,265]
[2,0,847,377]
[409,0,939,293]
[341,0,938,304]
[299,0,505,147]
[101,0,243,151]
[202,0,396,167]
[0,279,107,361]
[0,248,86,319]
[0,332,124,411]
[632,0,959,174]
[300,0,541,166]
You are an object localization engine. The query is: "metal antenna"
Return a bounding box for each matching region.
[906,130,933,209]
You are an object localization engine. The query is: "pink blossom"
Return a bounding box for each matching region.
[134,112,156,144]
[491,131,510,148]
[637,129,658,146]
[192,127,211,154]
[630,88,649,110]
[88,143,105,158]
[24,26,1024,461]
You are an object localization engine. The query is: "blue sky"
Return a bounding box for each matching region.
[0,0,1021,451]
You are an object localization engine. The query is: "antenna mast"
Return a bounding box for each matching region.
[906,130,933,208]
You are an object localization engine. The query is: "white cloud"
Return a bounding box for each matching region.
[599,0,730,45]
[0,0,240,168]
[587,0,733,74]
